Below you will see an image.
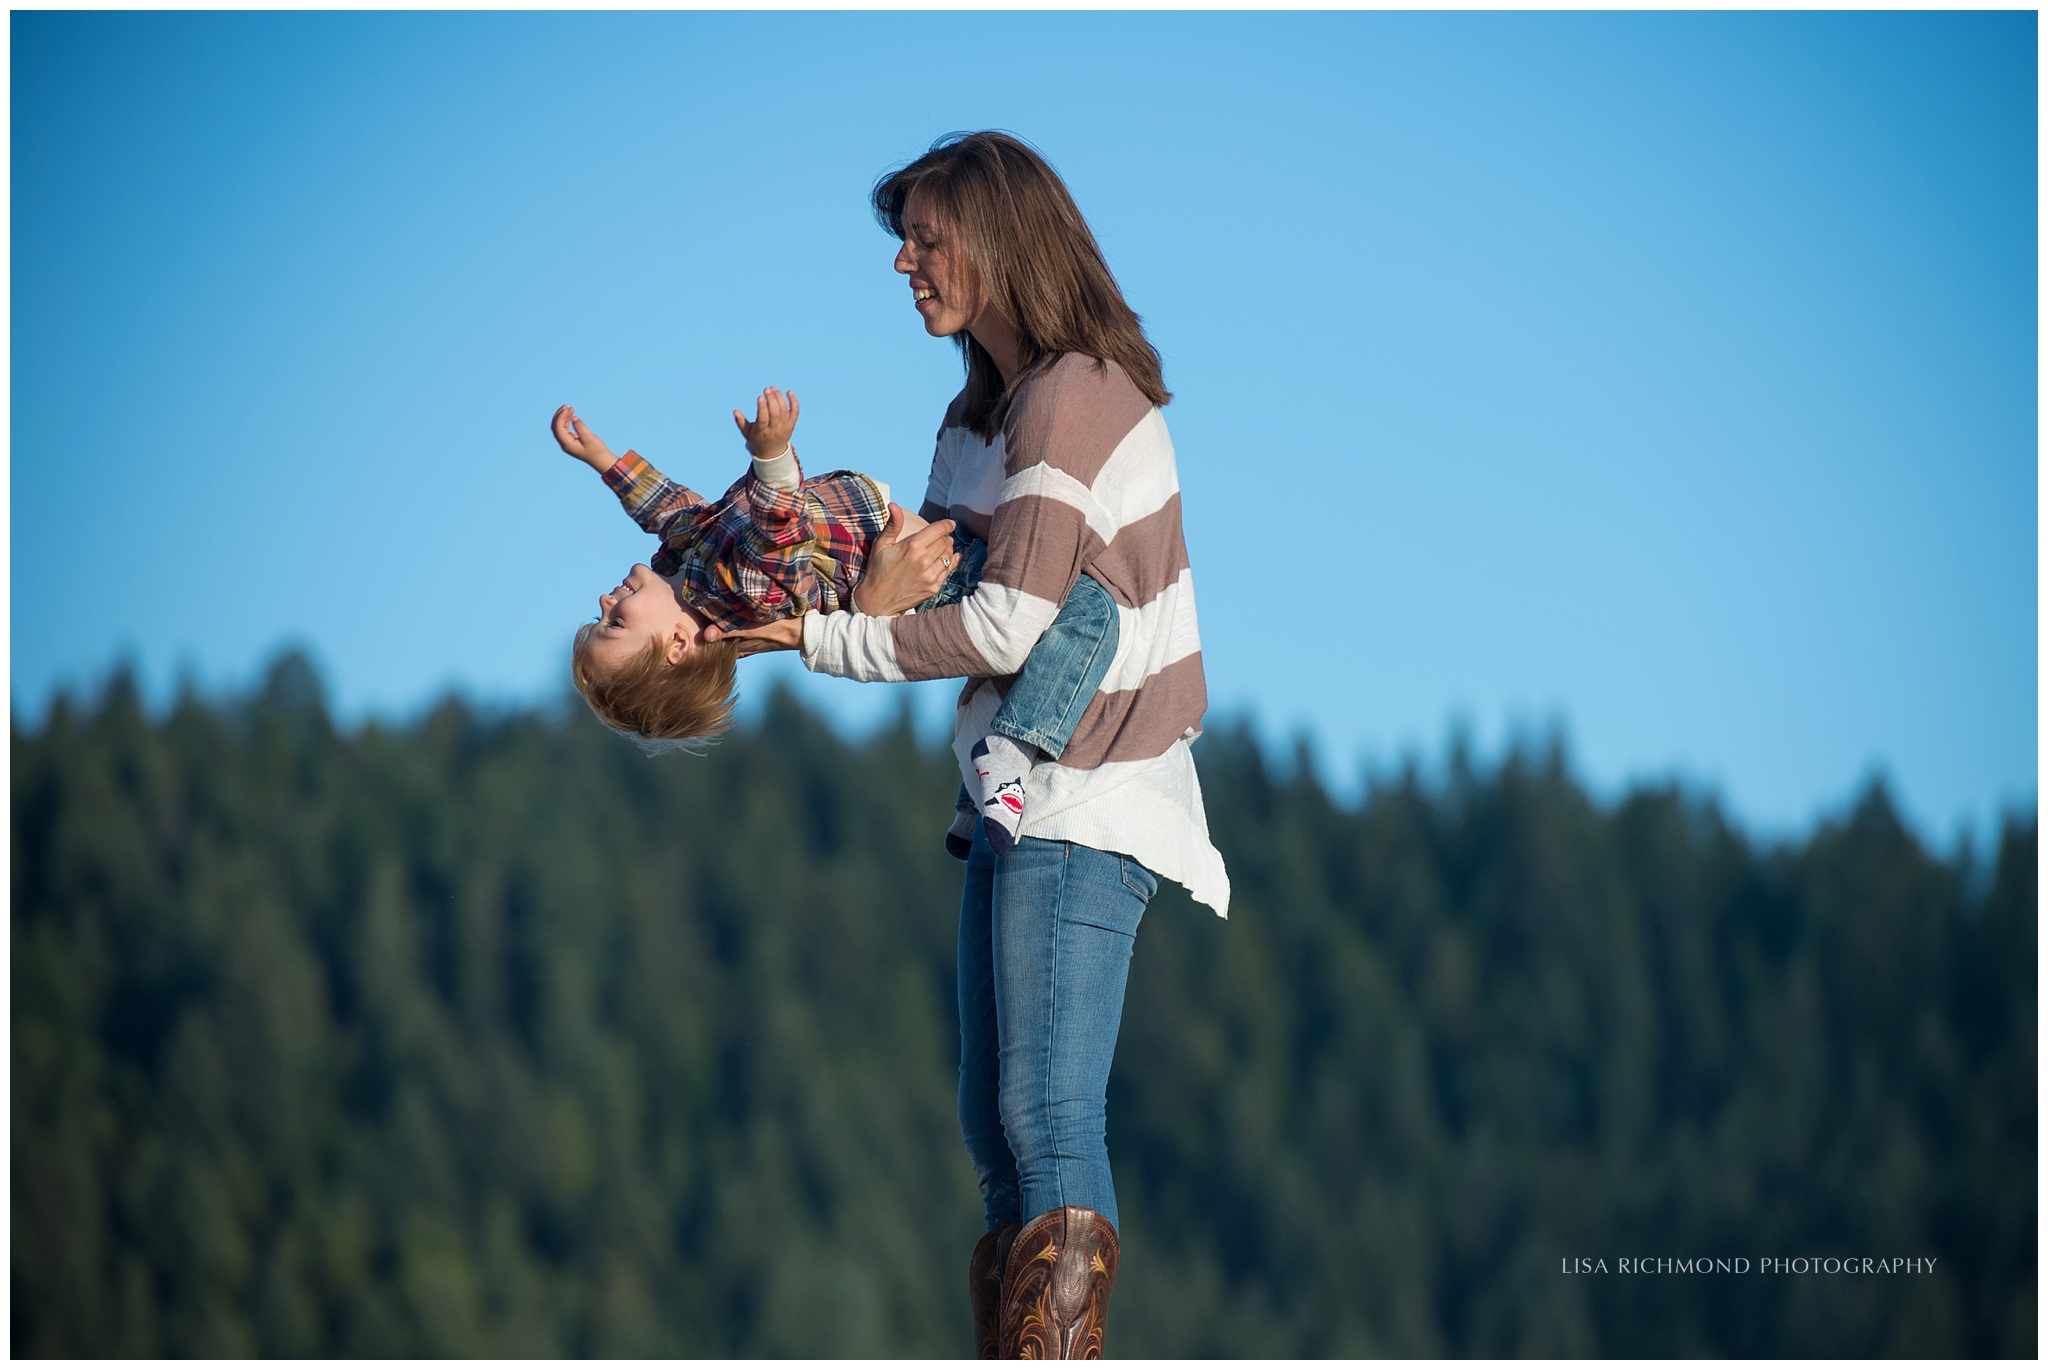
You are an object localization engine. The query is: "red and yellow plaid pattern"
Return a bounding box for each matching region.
[602,449,891,633]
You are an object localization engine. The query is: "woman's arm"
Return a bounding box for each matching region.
[706,503,957,657]
[804,358,1136,684]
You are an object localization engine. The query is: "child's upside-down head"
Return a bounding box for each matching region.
[571,563,738,744]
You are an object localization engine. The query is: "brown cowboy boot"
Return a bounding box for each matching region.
[998,1206,1119,1359]
[969,1222,1021,1358]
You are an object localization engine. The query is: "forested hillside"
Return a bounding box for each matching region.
[13,654,2036,1356]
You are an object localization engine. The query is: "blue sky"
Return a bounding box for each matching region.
[12,11,2036,844]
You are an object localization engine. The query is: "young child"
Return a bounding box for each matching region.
[552,388,1120,858]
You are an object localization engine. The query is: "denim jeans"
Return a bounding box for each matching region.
[956,827,1159,1231]
[919,530,1120,761]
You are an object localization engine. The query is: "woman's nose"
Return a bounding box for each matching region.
[894,241,914,274]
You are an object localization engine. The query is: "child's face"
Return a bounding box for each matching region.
[586,563,705,674]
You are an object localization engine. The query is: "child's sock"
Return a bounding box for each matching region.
[944,807,977,861]
[970,734,1036,857]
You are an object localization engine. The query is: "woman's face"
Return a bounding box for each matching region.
[894,188,986,340]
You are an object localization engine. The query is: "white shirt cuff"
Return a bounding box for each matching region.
[801,607,907,682]
[751,446,801,491]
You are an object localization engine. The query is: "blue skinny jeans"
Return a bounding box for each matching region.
[956,826,1159,1232]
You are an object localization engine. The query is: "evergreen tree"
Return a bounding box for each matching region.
[12,655,2035,1356]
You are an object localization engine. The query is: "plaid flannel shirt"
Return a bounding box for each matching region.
[603,449,892,633]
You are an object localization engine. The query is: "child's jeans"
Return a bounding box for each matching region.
[916,529,1120,760]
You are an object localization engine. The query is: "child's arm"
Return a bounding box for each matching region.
[732,387,802,492]
[727,387,815,546]
[728,387,834,615]
[732,386,798,458]
[551,404,707,539]
[551,405,621,476]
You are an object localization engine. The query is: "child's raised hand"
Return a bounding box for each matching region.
[732,387,800,459]
[552,405,620,474]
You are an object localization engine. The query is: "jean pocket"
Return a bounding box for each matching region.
[1120,856,1159,902]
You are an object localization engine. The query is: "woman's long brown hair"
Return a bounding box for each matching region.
[873,131,1170,440]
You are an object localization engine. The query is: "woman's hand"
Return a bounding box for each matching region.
[702,615,804,657]
[852,503,958,616]
[701,504,957,658]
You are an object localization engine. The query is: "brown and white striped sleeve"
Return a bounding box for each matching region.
[804,355,1155,683]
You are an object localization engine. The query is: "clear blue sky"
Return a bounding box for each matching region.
[12,11,2036,844]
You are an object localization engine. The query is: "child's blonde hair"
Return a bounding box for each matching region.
[571,623,739,745]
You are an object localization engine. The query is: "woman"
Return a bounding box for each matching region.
[714,131,1228,1359]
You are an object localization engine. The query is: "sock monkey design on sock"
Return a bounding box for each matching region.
[970,735,1035,857]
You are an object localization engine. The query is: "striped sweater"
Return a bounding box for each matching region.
[801,353,1230,916]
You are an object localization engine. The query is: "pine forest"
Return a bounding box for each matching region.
[11,654,2036,1357]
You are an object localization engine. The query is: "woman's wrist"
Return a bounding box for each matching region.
[801,605,908,683]
[852,576,913,616]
